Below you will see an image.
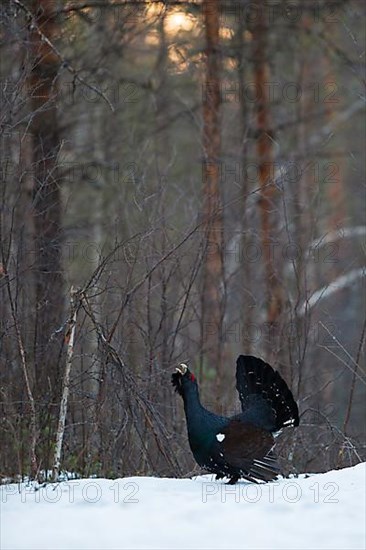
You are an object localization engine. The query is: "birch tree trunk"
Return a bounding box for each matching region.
[53,287,78,481]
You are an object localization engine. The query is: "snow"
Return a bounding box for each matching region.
[216,433,225,442]
[1,463,365,550]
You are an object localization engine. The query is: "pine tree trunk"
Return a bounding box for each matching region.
[28,0,64,407]
[201,0,224,387]
[236,17,253,353]
[323,59,345,233]
[252,12,282,352]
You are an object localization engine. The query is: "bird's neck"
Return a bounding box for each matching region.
[181,384,227,463]
[182,385,210,448]
[182,384,204,419]
[182,385,224,439]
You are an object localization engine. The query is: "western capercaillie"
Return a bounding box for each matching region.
[172,355,299,484]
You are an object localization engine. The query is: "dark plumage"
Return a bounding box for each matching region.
[172,355,299,484]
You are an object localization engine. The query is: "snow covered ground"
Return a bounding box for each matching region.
[1,463,365,550]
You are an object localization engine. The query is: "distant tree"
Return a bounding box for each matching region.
[201,0,224,393]
[28,0,64,428]
[252,8,283,360]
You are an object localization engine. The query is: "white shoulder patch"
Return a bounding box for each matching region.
[216,433,225,442]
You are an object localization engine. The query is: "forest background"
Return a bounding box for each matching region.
[0,0,365,481]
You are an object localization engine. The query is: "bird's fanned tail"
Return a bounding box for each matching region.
[236,355,299,432]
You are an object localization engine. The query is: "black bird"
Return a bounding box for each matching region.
[172,355,299,484]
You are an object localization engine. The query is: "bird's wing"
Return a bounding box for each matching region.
[235,355,299,432]
[214,419,280,482]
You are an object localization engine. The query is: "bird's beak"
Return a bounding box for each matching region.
[176,363,188,375]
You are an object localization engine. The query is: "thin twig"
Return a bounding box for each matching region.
[3,267,38,478]
[12,0,115,112]
[343,316,366,435]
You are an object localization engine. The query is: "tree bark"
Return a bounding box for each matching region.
[53,287,78,481]
[236,17,253,354]
[201,0,224,386]
[252,12,282,351]
[28,0,64,402]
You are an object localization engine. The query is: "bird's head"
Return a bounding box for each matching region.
[171,363,197,397]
